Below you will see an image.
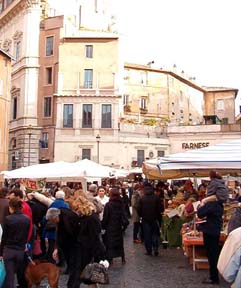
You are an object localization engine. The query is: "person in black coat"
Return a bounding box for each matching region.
[46,207,82,288]
[102,187,129,264]
[197,201,224,285]
[0,198,30,288]
[137,183,161,256]
[46,197,106,288]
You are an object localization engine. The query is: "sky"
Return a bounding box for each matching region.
[114,0,241,114]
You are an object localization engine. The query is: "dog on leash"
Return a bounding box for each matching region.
[25,259,60,288]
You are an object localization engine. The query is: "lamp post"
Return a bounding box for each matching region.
[96,134,101,163]
[27,125,33,166]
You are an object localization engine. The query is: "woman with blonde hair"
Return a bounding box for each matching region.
[47,196,105,288]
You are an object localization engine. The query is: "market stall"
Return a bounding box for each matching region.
[143,139,241,180]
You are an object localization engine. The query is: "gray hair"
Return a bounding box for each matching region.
[88,184,97,193]
[46,208,61,220]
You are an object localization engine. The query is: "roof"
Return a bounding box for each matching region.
[0,48,12,59]
[63,30,119,40]
[124,62,239,97]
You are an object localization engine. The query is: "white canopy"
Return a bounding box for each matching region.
[0,159,116,180]
[143,139,241,179]
[0,161,78,180]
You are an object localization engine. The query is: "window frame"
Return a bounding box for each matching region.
[40,132,48,149]
[45,67,53,85]
[82,148,91,160]
[101,104,112,128]
[63,104,74,128]
[137,150,145,167]
[13,97,17,120]
[84,69,93,89]
[43,96,52,118]
[85,45,93,58]
[46,36,54,57]
[82,104,93,128]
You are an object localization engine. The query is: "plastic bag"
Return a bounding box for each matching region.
[0,259,6,287]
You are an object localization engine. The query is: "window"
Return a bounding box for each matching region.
[40,132,48,148]
[82,149,91,160]
[44,97,52,117]
[46,67,52,84]
[123,94,129,105]
[101,104,112,128]
[63,104,73,128]
[13,97,17,119]
[85,45,93,58]
[15,41,21,61]
[221,118,228,124]
[140,98,147,109]
[217,99,224,110]
[137,150,145,167]
[157,150,165,157]
[46,36,54,56]
[84,69,93,88]
[82,104,92,128]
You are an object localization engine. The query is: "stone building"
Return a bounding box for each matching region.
[0,0,240,172]
[0,48,11,173]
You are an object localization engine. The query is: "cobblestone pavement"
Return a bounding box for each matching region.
[44,222,229,288]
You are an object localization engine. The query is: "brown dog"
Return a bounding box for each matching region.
[25,260,60,288]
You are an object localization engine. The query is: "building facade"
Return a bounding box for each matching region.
[0,0,240,172]
[0,49,11,172]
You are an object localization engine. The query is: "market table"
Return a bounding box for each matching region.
[182,233,227,271]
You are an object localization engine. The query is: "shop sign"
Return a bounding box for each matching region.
[182,142,210,149]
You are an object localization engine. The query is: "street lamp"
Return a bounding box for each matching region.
[27,125,33,166]
[96,134,101,163]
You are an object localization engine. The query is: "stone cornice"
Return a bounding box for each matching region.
[0,0,40,27]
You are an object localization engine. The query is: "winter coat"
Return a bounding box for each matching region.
[77,213,106,270]
[197,201,223,236]
[207,178,229,203]
[44,199,70,240]
[137,189,161,224]
[0,198,9,225]
[218,227,241,288]
[102,197,127,259]
[227,207,241,234]
[131,192,140,222]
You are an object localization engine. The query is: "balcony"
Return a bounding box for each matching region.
[140,107,148,114]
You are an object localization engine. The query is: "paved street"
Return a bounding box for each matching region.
[50,222,229,288]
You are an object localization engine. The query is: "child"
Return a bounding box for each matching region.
[201,170,229,205]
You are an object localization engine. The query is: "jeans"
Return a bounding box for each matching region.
[142,221,159,254]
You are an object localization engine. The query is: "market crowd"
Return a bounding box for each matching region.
[0,172,241,287]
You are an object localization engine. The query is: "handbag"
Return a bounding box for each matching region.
[0,259,6,287]
[80,262,109,285]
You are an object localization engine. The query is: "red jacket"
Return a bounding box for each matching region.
[22,201,33,242]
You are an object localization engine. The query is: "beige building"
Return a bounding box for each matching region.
[0,0,240,172]
[0,48,11,173]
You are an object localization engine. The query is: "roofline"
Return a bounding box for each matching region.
[124,62,205,92]
[0,48,13,59]
[63,35,119,41]
[124,62,239,96]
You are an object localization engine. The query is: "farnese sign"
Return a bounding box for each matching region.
[182,142,210,149]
